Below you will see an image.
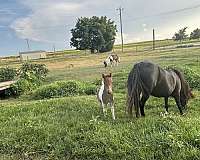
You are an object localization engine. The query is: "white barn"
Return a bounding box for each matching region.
[19,50,47,61]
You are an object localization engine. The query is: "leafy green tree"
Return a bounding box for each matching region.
[172,27,188,41]
[190,28,200,40]
[70,16,117,53]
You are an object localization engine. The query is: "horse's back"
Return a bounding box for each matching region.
[133,61,179,97]
[134,61,160,94]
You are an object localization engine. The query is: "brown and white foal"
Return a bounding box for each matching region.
[97,73,115,120]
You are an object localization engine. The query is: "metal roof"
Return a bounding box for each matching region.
[19,50,46,55]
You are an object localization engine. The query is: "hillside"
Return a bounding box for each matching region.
[0,40,200,159]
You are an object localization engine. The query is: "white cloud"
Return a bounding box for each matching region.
[115,33,141,44]
[9,0,200,48]
[142,23,147,27]
[10,1,82,43]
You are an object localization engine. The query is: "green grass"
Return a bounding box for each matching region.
[1,40,200,159]
[0,94,200,159]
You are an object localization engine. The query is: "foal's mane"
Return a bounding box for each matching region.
[172,69,189,98]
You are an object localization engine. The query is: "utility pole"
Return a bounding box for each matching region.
[26,39,30,51]
[153,29,155,50]
[117,7,124,53]
[53,44,56,53]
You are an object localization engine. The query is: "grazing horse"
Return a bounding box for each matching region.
[97,73,115,120]
[104,54,120,68]
[127,61,193,117]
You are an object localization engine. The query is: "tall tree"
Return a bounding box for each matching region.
[172,27,188,41]
[190,28,200,40]
[70,16,117,53]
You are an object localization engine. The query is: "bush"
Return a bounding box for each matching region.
[0,67,17,82]
[4,63,49,97]
[5,79,34,96]
[33,80,96,99]
[183,67,200,90]
[165,65,200,90]
[20,63,48,81]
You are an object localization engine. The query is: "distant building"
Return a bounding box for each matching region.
[19,50,47,61]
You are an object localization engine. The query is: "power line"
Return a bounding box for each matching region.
[124,3,200,22]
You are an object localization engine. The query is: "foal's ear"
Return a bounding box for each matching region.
[109,73,112,77]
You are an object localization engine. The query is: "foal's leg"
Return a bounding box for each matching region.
[100,102,106,116]
[164,97,169,112]
[110,102,115,120]
[140,95,149,117]
[174,96,183,115]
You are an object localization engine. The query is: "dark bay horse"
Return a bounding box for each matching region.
[127,61,193,117]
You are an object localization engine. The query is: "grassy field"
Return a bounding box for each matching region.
[0,40,200,159]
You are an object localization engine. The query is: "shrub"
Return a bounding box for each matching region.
[19,63,48,81]
[5,79,33,96]
[165,65,200,90]
[4,63,49,97]
[33,80,96,99]
[183,67,200,90]
[81,83,97,95]
[0,67,17,82]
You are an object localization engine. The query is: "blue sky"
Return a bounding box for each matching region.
[0,0,200,56]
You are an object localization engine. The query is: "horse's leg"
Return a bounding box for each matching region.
[140,95,149,117]
[100,102,106,116]
[174,96,183,115]
[110,102,115,120]
[164,97,169,112]
[110,62,113,68]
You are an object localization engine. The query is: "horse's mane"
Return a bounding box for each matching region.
[172,69,190,98]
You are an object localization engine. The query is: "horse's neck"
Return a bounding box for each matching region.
[100,81,109,95]
[99,81,105,92]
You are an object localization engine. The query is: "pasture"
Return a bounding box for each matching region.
[0,40,200,159]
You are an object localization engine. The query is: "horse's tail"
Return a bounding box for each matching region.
[127,64,141,117]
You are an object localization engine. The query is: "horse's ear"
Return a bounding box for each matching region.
[109,73,112,77]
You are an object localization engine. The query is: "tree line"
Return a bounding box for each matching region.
[173,27,200,41]
[70,16,200,53]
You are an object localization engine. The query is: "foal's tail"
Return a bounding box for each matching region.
[127,64,141,117]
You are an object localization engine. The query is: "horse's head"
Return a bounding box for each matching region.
[172,69,194,107]
[180,88,194,107]
[102,73,112,94]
